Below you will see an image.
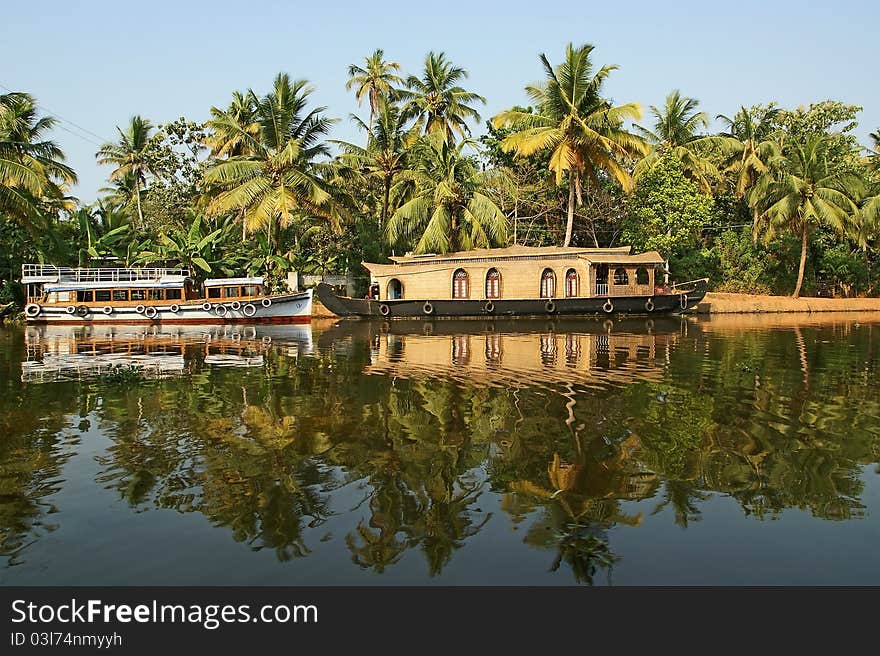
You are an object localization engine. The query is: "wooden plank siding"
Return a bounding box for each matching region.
[365,254,661,302]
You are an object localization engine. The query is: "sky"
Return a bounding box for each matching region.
[3,0,878,203]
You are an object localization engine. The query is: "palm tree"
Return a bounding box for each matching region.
[386,134,507,253]
[492,43,647,247]
[716,105,782,234]
[203,73,336,253]
[345,49,403,128]
[867,129,880,173]
[752,134,863,297]
[96,115,154,226]
[634,90,728,193]
[397,51,485,142]
[333,97,420,228]
[0,92,77,230]
[205,90,259,158]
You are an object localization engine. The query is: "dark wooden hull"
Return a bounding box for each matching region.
[315,279,708,319]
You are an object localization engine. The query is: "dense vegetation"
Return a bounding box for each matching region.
[3,42,880,307]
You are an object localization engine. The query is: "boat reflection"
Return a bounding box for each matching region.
[22,324,314,382]
[321,317,691,390]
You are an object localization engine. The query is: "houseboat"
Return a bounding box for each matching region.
[316,245,708,319]
[21,264,312,325]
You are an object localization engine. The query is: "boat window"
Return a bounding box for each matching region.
[224,286,240,298]
[95,290,111,302]
[565,269,578,297]
[148,289,164,301]
[540,269,556,298]
[76,290,93,302]
[131,289,147,301]
[242,285,260,297]
[112,290,129,302]
[387,278,404,300]
[165,289,182,300]
[613,268,629,285]
[485,268,501,299]
[452,270,469,299]
[208,287,222,299]
[636,267,649,285]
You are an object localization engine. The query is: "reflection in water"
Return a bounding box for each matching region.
[1,315,880,584]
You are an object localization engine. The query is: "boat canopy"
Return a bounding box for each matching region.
[577,251,666,265]
[203,277,264,287]
[387,245,633,266]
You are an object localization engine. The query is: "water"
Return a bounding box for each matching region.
[1,315,879,585]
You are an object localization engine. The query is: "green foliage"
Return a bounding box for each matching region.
[774,101,863,166]
[203,73,336,244]
[492,43,647,247]
[386,135,508,253]
[752,133,864,296]
[140,118,207,233]
[633,90,730,193]
[136,212,243,278]
[0,92,76,233]
[712,228,776,293]
[397,51,485,142]
[817,243,871,297]
[623,153,715,258]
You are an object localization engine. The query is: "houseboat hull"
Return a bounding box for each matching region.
[316,280,708,319]
[24,289,313,325]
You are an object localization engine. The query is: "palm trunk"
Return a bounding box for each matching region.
[135,185,144,228]
[793,225,808,298]
[381,176,391,231]
[752,206,760,244]
[564,171,575,247]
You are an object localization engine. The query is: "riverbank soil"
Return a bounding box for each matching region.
[696,292,880,314]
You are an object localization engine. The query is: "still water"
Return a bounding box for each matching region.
[1,315,878,585]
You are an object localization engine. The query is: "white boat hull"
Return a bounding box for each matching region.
[25,289,313,325]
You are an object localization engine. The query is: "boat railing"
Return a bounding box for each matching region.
[22,264,189,283]
[595,283,609,296]
[670,278,708,290]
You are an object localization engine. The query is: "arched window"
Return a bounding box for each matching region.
[613,268,629,286]
[565,269,579,297]
[636,267,649,285]
[452,269,469,299]
[485,268,501,299]
[387,278,404,299]
[540,269,556,298]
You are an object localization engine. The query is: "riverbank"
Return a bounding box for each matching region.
[695,292,880,314]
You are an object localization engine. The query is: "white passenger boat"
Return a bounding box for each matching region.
[21,264,312,325]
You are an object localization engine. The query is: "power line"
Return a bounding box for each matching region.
[54,124,105,148]
[0,81,113,146]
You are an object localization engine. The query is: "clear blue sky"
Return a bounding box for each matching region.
[4,0,877,203]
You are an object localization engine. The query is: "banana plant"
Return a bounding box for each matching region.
[136,212,239,277]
